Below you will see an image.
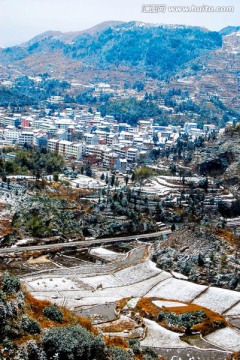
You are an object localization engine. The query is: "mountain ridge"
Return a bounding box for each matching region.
[24,20,125,45]
[0,21,222,79]
[0,21,239,112]
[23,20,221,46]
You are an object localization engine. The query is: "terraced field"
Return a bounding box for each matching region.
[22,242,240,357]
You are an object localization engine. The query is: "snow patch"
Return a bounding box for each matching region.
[28,278,79,291]
[90,247,119,256]
[114,260,161,285]
[11,239,29,247]
[83,274,121,288]
[127,298,140,308]
[171,271,188,280]
[141,318,190,348]
[205,327,240,352]
[225,301,240,316]
[193,287,240,314]
[146,278,206,302]
[152,300,187,308]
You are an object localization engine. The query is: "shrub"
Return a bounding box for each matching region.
[43,325,103,360]
[109,346,133,360]
[6,300,18,318]
[142,347,158,360]
[0,290,7,304]
[23,340,47,360]
[2,273,21,294]
[18,340,47,360]
[43,304,63,323]
[90,336,107,360]
[21,315,41,334]
[0,303,7,324]
[128,339,141,355]
[157,310,206,329]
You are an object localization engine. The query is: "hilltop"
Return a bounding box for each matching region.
[0,21,222,83]
[0,21,239,114]
[25,21,125,45]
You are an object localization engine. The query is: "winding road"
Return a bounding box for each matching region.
[0,229,171,254]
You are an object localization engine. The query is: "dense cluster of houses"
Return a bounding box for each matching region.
[0,107,217,173]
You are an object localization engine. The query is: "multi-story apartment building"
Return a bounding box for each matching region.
[48,139,83,160]
[5,128,20,144]
[55,119,74,130]
[2,116,21,128]
[18,131,34,145]
[84,133,98,145]
[184,122,198,133]
[127,147,139,162]
[47,139,59,152]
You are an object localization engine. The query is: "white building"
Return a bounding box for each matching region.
[5,129,20,144]
[58,140,83,160]
[127,147,139,161]
[84,133,98,145]
[184,122,198,133]
[55,119,74,130]
[18,131,34,145]
[48,139,59,152]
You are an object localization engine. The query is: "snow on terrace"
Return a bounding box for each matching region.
[146,277,206,302]
[113,260,161,285]
[25,266,240,326]
[152,300,187,308]
[141,177,181,196]
[27,278,79,292]
[64,296,122,309]
[28,270,172,309]
[192,287,240,314]
[205,327,240,352]
[140,318,190,348]
[81,274,121,289]
[66,174,105,189]
[22,244,240,351]
[89,247,125,262]
[61,270,171,302]
[225,301,240,316]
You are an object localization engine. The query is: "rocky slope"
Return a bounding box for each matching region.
[153,225,240,290]
[167,30,240,111]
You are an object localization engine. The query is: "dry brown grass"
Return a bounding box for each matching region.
[116,297,130,310]
[46,182,94,202]
[15,334,40,346]
[25,292,52,318]
[0,219,12,236]
[135,297,227,335]
[26,255,51,264]
[98,317,136,333]
[228,352,240,360]
[24,292,95,332]
[104,336,128,349]
[76,314,95,333]
[135,297,161,317]
[214,228,240,248]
